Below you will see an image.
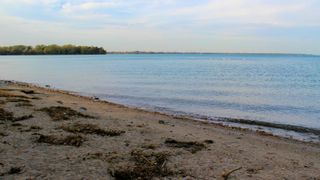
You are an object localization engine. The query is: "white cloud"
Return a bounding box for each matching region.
[0,0,319,54]
[2,0,59,6]
[2,0,319,27]
[170,0,310,27]
[61,1,116,13]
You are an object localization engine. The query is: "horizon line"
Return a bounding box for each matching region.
[107,51,320,56]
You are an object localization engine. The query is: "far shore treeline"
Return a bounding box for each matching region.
[0,45,106,55]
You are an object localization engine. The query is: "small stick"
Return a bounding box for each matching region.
[222,167,242,180]
[161,160,167,169]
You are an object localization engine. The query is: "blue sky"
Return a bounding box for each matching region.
[0,0,319,54]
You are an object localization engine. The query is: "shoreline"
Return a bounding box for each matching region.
[1,52,319,57]
[1,80,320,179]
[6,80,320,143]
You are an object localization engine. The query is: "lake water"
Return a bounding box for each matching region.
[1,54,320,141]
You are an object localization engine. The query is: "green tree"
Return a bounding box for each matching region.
[0,44,107,55]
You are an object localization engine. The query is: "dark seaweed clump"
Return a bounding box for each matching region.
[39,106,95,121]
[164,138,206,153]
[21,125,42,132]
[36,134,85,147]
[0,108,14,121]
[0,108,32,122]
[61,123,125,136]
[14,114,33,121]
[20,90,36,94]
[0,167,23,176]
[6,98,31,103]
[15,102,33,107]
[110,149,173,180]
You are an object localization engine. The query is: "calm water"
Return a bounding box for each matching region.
[1,54,320,139]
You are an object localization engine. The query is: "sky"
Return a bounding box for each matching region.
[0,0,319,54]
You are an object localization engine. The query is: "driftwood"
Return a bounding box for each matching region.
[222,167,242,180]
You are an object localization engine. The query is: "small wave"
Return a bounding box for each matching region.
[101,93,320,115]
[217,117,320,135]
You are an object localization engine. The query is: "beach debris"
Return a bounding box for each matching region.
[204,140,214,144]
[304,162,314,168]
[0,108,32,122]
[222,167,242,180]
[13,115,34,122]
[141,144,158,150]
[60,123,125,136]
[109,149,173,180]
[21,125,43,132]
[83,152,109,161]
[81,151,122,162]
[39,106,95,121]
[20,90,36,94]
[11,123,23,127]
[158,120,171,125]
[124,140,130,147]
[158,120,165,124]
[136,124,146,128]
[6,98,31,103]
[30,125,42,130]
[56,101,63,104]
[35,134,85,147]
[15,102,33,107]
[79,107,87,111]
[0,132,7,137]
[8,167,23,174]
[0,167,23,176]
[164,138,206,153]
[246,167,264,174]
[0,90,28,98]
[31,97,41,100]
[0,108,14,121]
[82,152,106,161]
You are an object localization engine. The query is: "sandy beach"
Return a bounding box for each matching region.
[0,80,319,179]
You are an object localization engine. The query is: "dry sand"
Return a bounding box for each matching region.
[0,80,319,179]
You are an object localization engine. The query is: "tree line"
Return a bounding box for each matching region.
[0,45,107,55]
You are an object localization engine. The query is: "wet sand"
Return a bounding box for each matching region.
[0,80,319,179]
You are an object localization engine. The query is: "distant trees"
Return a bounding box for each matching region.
[0,45,107,55]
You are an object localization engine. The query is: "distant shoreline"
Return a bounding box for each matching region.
[107,51,320,57]
[1,52,316,56]
[0,46,318,56]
